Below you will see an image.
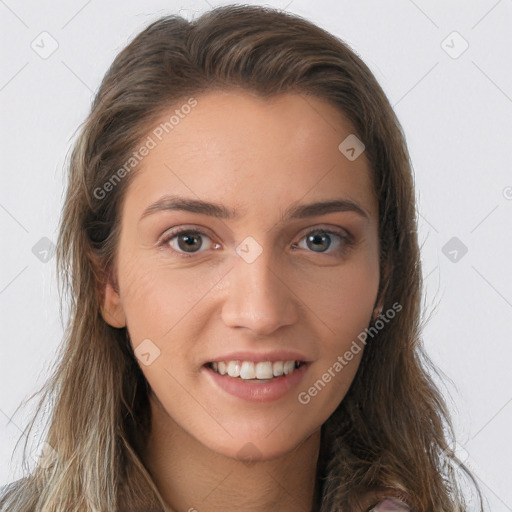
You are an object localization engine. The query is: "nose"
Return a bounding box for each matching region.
[220,245,299,336]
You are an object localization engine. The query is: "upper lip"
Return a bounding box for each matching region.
[204,350,312,365]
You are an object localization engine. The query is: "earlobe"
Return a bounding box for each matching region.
[372,259,391,322]
[371,304,384,323]
[101,280,126,328]
[89,249,127,328]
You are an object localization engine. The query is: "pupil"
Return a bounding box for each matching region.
[307,232,331,252]
[179,233,202,252]
[177,232,331,253]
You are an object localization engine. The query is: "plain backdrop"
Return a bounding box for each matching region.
[1,0,511,509]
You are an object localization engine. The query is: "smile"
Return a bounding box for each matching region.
[202,360,310,402]
[207,360,304,381]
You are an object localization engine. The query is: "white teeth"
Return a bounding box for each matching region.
[255,361,273,379]
[272,361,284,377]
[240,361,255,379]
[226,360,241,378]
[217,361,227,375]
[283,361,295,375]
[209,360,302,380]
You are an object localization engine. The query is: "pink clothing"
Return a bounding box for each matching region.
[367,496,412,511]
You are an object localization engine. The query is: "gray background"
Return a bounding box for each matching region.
[1,1,511,510]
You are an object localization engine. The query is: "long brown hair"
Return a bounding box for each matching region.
[1,5,483,511]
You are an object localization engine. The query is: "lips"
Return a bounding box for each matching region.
[201,359,309,402]
[204,350,311,365]
[200,350,312,392]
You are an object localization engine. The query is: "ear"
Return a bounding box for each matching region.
[372,258,391,321]
[101,279,126,328]
[89,249,126,328]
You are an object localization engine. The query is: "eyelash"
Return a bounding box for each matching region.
[158,225,355,260]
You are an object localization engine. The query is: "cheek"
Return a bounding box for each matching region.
[306,256,379,335]
[119,254,210,338]
[302,254,378,406]
[117,254,226,379]
[120,260,169,336]
[118,265,197,392]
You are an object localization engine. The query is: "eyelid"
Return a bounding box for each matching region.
[158,223,353,257]
[157,225,217,256]
[296,223,352,240]
[158,224,213,243]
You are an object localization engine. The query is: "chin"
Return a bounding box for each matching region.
[200,426,317,464]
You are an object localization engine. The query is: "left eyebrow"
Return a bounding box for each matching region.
[139,195,370,223]
[284,198,369,221]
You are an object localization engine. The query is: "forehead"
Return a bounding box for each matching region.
[122,90,377,223]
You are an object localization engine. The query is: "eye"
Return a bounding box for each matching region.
[158,225,354,259]
[293,227,353,256]
[159,227,219,258]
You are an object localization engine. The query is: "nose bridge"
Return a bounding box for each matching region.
[220,239,298,334]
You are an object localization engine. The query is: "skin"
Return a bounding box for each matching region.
[101,90,380,512]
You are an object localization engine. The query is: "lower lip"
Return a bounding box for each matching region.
[201,363,309,403]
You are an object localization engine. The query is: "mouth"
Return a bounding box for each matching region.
[204,359,306,383]
[201,359,310,402]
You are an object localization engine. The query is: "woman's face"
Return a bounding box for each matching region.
[101,90,380,461]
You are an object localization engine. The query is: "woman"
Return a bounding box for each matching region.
[0,4,483,511]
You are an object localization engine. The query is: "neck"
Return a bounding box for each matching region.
[142,395,323,512]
